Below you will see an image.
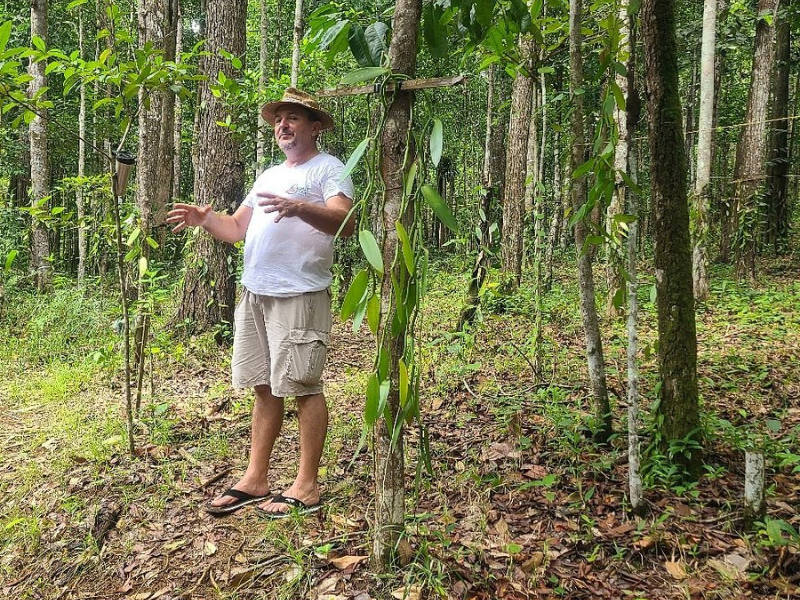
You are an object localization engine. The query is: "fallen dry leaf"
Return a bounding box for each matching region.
[391,585,422,600]
[330,555,368,570]
[722,553,752,573]
[664,560,688,580]
[203,541,217,556]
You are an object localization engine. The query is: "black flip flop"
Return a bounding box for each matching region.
[256,493,322,519]
[205,488,270,516]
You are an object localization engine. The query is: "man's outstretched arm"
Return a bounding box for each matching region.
[166,203,253,243]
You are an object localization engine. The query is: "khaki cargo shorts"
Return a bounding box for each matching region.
[232,288,332,398]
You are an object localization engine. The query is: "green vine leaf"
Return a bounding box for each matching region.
[341,137,370,182]
[421,185,458,233]
[399,359,409,407]
[348,23,377,68]
[364,22,388,65]
[340,268,369,320]
[367,293,381,334]
[430,118,443,167]
[340,66,390,85]
[359,229,384,275]
[0,21,12,52]
[423,3,448,59]
[404,160,418,198]
[365,374,380,426]
[395,221,415,275]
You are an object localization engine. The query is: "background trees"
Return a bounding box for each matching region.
[0,0,798,589]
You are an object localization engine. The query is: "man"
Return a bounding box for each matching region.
[166,88,355,518]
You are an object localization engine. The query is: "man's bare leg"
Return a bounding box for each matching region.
[210,384,283,507]
[259,392,327,514]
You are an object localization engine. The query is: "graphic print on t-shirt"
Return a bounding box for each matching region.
[285,182,311,197]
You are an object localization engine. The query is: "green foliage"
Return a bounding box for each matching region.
[0,282,115,369]
[753,517,800,550]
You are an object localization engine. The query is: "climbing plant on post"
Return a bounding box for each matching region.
[372,0,421,569]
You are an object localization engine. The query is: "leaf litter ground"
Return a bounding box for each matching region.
[1,258,799,600]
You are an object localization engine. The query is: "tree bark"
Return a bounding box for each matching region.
[692,0,717,302]
[290,0,303,86]
[766,12,790,254]
[501,37,534,289]
[730,0,780,279]
[137,0,178,236]
[256,0,270,175]
[176,0,246,334]
[373,0,421,569]
[641,0,700,471]
[626,140,643,515]
[173,3,183,202]
[606,3,634,317]
[460,65,503,329]
[77,7,87,284]
[569,0,611,441]
[29,0,52,291]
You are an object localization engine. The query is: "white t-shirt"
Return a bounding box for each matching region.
[241,152,354,297]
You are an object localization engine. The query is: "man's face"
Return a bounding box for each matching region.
[273,107,321,153]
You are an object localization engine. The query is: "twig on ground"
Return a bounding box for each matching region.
[199,468,232,490]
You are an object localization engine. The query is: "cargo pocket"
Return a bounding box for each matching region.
[285,329,329,385]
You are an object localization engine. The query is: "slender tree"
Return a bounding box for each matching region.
[173,3,183,202]
[256,0,270,174]
[729,0,781,279]
[606,2,634,316]
[77,6,88,283]
[290,0,303,86]
[29,0,52,291]
[692,0,717,301]
[766,10,790,253]
[501,36,534,289]
[641,0,700,470]
[176,0,246,333]
[373,0,422,568]
[569,0,611,441]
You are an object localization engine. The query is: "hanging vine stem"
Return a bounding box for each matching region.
[340,72,456,479]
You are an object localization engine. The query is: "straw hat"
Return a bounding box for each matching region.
[261,87,335,131]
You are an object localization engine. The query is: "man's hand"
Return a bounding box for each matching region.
[255,191,354,237]
[166,203,213,233]
[257,193,300,223]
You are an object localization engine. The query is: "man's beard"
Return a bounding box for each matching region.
[278,137,296,151]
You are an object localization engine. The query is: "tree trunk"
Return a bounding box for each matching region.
[684,57,698,187]
[730,0,780,279]
[606,3,634,317]
[569,0,611,442]
[692,0,717,302]
[77,8,87,284]
[176,0,246,334]
[173,4,183,203]
[29,0,51,291]
[626,137,643,516]
[766,13,790,254]
[460,66,502,329]
[641,0,700,471]
[524,82,539,216]
[137,0,178,236]
[501,37,534,289]
[256,0,270,175]
[290,0,303,86]
[373,0,421,569]
[544,122,561,291]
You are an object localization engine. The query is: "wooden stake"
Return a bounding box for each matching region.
[317,75,466,97]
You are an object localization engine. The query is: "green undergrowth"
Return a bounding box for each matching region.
[1,252,799,597]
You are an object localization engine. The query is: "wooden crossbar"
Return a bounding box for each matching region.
[317,75,466,97]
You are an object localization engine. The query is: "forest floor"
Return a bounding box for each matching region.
[1,255,799,600]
